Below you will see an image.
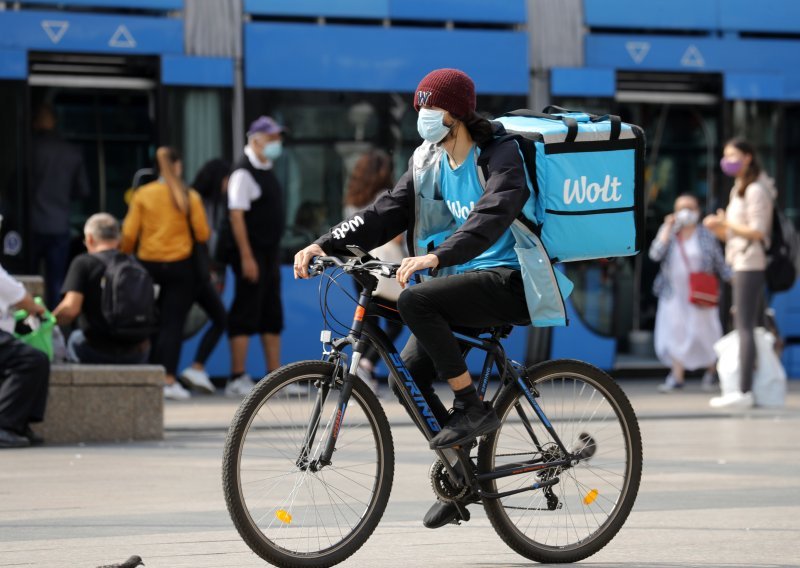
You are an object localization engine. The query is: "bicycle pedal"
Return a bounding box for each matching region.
[453,502,471,523]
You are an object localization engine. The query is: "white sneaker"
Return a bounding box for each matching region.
[225,374,256,397]
[709,391,754,409]
[657,373,683,393]
[164,382,191,400]
[180,367,215,394]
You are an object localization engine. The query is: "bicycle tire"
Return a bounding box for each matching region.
[222,360,394,568]
[478,359,642,563]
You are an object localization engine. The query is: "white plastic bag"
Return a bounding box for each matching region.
[714,327,787,407]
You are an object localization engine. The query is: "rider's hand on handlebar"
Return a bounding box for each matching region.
[396,254,439,288]
[294,243,326,279]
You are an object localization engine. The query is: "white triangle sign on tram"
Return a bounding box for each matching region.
[681,45,705,67]
[625,41,650,64]
[42,20,69,44]
[109,25,137,48]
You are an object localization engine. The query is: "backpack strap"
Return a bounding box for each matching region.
[475,136,542,237]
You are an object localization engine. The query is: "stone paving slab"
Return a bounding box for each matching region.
[163,379,800,431]
[1,380,798,568]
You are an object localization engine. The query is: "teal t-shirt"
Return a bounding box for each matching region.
[439,146,520,272]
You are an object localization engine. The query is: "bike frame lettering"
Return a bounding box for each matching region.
[388,352,441,432]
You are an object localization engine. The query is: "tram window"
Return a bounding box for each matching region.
[784,105,800,227]
[0,81,26,273]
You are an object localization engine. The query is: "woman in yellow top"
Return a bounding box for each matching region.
[121,147,210,400]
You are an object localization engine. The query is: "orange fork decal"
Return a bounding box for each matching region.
[354,305,366,321]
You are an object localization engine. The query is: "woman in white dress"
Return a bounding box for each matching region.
[650,194,731,392]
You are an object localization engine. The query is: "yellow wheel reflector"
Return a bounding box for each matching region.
[276,510,293,524]
[583,489,598,505]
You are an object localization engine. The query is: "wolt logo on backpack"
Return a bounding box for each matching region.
[563,175,623,206]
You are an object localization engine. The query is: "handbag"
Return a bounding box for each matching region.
[676,237,719,308]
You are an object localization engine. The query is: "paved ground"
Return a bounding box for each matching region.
[1,379,799,568]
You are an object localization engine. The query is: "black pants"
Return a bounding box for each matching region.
[31,232,70,309]
[141,258,195,376]
[732,270,765,393]
[0,331,50,433]
[192,276,227,364]
[395,268,529,424]
[228,248,283,337]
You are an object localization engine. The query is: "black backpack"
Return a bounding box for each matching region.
[97,252,158,341]
[764,207,799,293]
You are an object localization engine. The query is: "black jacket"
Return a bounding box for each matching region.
[315,127,530,269]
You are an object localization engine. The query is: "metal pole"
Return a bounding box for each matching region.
[231,0,245,159]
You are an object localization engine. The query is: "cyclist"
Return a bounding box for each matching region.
[294,68,570,528]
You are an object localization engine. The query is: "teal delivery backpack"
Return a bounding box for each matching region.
[492,107,646,263]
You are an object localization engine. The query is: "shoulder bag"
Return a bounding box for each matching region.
[677,237,719,308]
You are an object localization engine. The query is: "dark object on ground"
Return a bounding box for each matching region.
[96,555,144,568]
[0,427,30,448]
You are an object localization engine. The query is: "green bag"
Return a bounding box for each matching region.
[13,297,56,361]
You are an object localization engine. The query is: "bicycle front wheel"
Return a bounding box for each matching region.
[478,359,642,564]
[222,361,394,568]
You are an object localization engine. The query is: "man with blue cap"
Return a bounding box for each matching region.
[221,115,286,397]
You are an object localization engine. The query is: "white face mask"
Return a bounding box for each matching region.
[263,140,283,160]
[675,208,700,227]
[417,108,452,144]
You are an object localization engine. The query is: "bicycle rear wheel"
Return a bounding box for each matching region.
[478,359,642,563]
[222,360,394,568]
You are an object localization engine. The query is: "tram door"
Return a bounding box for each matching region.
[27,53,158,265]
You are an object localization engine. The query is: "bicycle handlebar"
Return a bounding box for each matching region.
[309,255,400,279]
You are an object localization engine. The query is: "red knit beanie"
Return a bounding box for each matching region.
[413,68,476,119]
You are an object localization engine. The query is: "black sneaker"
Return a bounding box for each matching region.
[423,496,479,529]
[0,428,30,449]
[429,401,500,450]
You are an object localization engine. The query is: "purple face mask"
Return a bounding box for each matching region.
[720,157,743,177]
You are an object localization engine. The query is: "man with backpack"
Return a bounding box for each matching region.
[54,213,155,364]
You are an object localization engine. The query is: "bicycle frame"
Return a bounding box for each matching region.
[305,271,576,500]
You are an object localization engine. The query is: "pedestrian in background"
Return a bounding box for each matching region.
[54,213,151,364]
[650,194,730,392]
[343,149,405,393]
[121,147,210,400]
[29,104,90,308]
[704,137,776,408]
[0,262,50,448]
[218,117,286,397]
[179,158,231,393]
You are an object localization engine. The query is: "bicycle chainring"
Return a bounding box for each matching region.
[429,459,469,502]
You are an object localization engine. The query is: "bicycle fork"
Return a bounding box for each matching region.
[297,294,373,471]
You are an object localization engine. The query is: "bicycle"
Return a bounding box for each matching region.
[222,253,642,567]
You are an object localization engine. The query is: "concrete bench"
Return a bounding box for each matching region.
[33,364,165,444]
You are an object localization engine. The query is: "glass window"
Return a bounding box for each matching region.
[164,87,233,187]
[31,87,155,226]
[780,105,800,228]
